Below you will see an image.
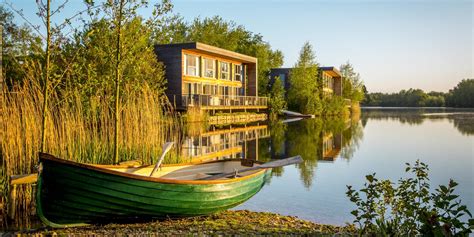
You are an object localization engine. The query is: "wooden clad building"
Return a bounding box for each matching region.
[269,66,343,97]
[319,66,342,96]
[154,42,267,111]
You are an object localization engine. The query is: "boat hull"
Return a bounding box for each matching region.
[36,155,269,227]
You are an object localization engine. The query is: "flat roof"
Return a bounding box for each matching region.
[155,42,257,63]
[319,66,342,78]
[271,66,342,78]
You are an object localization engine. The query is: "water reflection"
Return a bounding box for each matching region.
[236,108,473,225]
[264,114,363,188]
[178,123,270,162]
[1,115,362,231]
[4,108,472,230]
[361,108,474,135]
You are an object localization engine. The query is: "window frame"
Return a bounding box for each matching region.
[184,54,200,77]
[220,61,230,80]
[203,58,216,79]
[234,64,243,81]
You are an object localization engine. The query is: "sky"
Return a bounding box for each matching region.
[5,0,473,93]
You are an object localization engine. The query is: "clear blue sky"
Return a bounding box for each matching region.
[6,0,473,93]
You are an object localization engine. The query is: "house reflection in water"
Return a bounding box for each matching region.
[180,123,270,162]
[270,118,356,162]
[320,132,342,162]
[320,118,353,162]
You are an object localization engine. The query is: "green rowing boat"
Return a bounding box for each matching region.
[36,153,270,228]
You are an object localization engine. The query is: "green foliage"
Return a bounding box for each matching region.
[19,0,168,117]
[362,79,474,108]
[268,78,287,119]
[287,42,322,115]
[346,160,473,236]
[150,15,284,96]
[340,62,364,102]
[363,88,447,107]
[61,17,165,103]
[322,95,346,116]
[0,6,43,88]
[446,79,474,108]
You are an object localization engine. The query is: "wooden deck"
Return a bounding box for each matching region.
[202,105,267,110]
[182,94,268,111]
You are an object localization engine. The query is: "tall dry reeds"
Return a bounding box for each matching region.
[1,79,181,178]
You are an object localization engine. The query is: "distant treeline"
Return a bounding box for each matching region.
[362,79,474,108]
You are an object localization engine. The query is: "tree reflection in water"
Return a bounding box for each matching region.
[265,113,364,188]
[361,108,474,135]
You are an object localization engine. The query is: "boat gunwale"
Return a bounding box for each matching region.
[39,152,267,185]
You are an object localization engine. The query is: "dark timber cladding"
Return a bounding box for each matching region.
[269,66,343,96]
[269,68,292,91]
[154,42,263,111]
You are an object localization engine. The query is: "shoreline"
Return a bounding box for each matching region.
[12,210,356,236]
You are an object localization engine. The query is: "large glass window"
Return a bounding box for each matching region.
[185,54,200,76]
[203,58,215,78]
[220,62,230,80]
[234,64,242,81]
[279,73,286,86]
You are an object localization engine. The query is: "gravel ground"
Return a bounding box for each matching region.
[12,210,356,236]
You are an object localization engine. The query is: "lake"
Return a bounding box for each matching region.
[1,108,473,230]
[235,108,474,225]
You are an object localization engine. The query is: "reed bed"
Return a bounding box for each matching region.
[0,74,190,231]
[1,79,183,179]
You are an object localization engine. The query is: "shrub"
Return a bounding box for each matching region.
[323,96,346,116]
[346,160,473,236]
[268,77,287,120]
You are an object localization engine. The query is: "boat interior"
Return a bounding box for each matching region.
[107,160,262,180]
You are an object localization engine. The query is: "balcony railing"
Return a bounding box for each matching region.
[181,94,268,108]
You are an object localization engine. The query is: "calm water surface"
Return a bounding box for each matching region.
[235,108,474,225]
[1,108,473,230]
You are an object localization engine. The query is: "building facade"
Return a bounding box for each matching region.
[269,66,343,97]
[180,124,269,162]
[154,42,267,111]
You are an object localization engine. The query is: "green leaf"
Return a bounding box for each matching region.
[439,185,448,193]
[468,218,474,227]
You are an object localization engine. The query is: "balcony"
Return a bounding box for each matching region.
[182,94,268,110]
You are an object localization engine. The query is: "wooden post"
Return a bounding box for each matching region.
[8,184,16,219]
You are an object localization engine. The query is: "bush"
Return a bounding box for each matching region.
[346,160,473,236]
[268,78,287,119]
[323,96,346,116]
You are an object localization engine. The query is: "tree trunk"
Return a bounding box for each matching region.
[40,0,51,153]
[114,0,124,164]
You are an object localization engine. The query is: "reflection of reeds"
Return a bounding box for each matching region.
[185,107,208,123]
[2,184,39,231]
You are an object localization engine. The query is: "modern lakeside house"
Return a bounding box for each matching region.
[269,66,343,97]
[154,42,267,113]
